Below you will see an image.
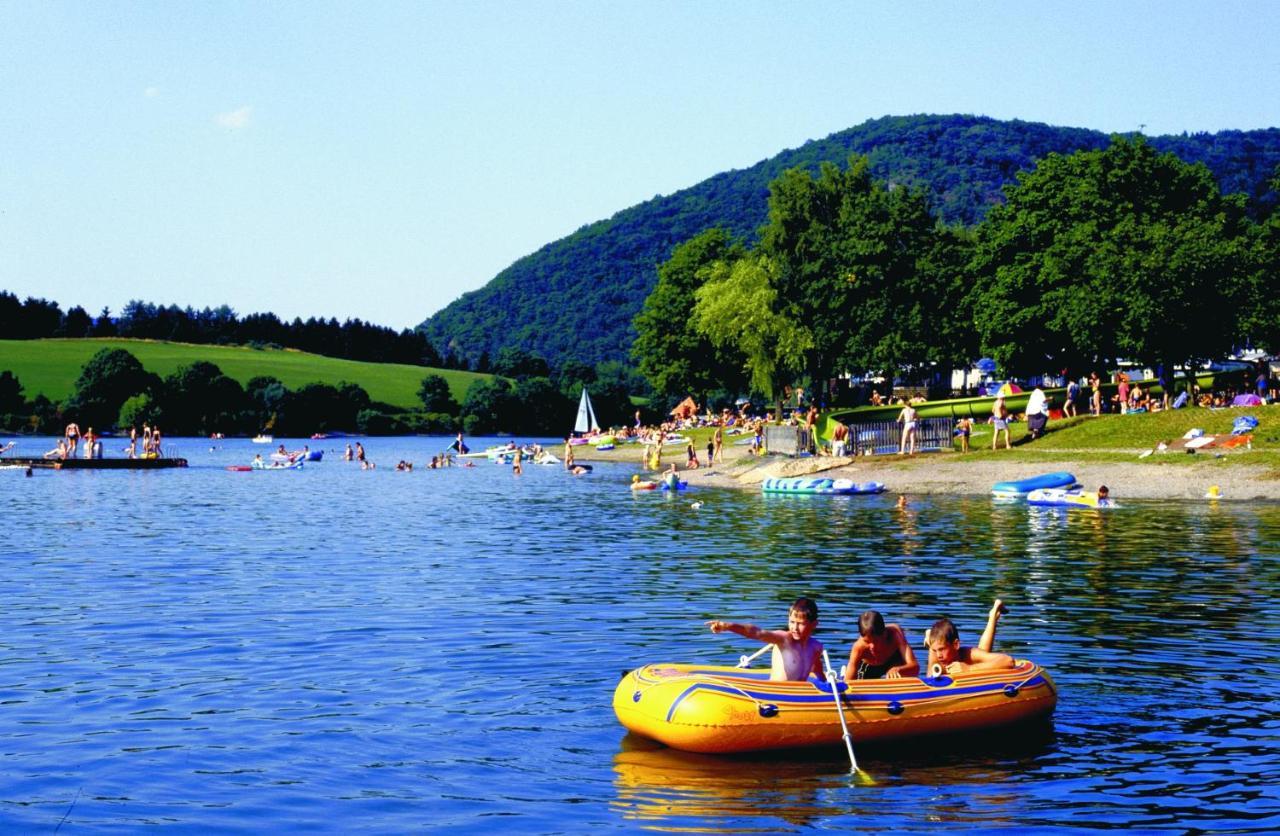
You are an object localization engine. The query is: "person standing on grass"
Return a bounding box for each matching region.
[992,396,1011,450]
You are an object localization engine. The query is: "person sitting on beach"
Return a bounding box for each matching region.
[707,597,824,682]
[926,599,1015,676]
[844,610,919,681]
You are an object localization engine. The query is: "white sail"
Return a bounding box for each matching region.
[574,387,601,434]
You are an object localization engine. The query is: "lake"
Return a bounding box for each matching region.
[2,436,1277,832]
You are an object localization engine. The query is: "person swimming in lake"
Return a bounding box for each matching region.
[706,597,824,682]
[844,610,919,681]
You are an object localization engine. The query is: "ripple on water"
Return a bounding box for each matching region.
[1,438,1278,831]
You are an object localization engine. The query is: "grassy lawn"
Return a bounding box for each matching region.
[0,338,493,410]
[947,404,1280,468]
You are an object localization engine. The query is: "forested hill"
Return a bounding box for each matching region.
[421,114,1280,369]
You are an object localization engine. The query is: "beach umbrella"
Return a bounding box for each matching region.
[976,358,998,374]
[996,382,1024,396]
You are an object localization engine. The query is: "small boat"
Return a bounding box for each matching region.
[596,443,616,451]
[533,452,560,465]
[761,477,886,495]
[991,471,1078,498]
[252,434,273,444]
[631,480,660,491]
[614,660,1056,754]
[1027,488,1113,508]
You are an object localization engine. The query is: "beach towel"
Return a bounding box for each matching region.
[1232,415,1259,435]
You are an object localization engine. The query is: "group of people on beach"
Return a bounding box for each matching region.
[707,596,1014,683]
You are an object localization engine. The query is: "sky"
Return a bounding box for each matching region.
[2,1,1278,331]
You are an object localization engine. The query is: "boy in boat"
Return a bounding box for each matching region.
[926,599,1015,675]
[844,610,919,681]
[706,597,823,682]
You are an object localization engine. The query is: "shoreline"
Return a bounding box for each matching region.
[572,445,1280,502]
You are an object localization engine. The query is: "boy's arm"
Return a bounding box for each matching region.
[889,627,920,678]
[844,639,866,683]
[706,620,788,645]
[953,647,1016,672]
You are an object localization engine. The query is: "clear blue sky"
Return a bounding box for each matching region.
[2,1,1277,331]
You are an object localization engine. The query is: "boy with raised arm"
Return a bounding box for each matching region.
[926,599,1015,675]
[707,597,823,682]
[845,610,920,681]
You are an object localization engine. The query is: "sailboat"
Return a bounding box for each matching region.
[574,387,601,436]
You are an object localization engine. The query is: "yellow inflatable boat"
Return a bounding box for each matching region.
[614,660,1057,754]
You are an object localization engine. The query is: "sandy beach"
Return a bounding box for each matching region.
[576,445,1280,502]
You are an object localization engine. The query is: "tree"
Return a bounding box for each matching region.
[417,374,458,414]
[693,253,812,407]
[758,156,949,383]
[460,378,515,434]
[491,347,549,380]
[0,370,24,415]
[970,136,1258,382]
[58,306,94,337]
[155,362,250,435]
[63,348,159,430]
[632,228,748,401]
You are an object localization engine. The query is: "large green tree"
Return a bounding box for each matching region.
[970,136,1258,379]
[758,156,950,381]
[156,361,251,435]
[64,348,159,430]
[631,228,747,402]
[693,253,812,407]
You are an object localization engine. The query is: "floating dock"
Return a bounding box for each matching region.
[1,457,188,470]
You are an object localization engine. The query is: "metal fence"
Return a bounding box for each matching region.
[850,418,953,456]
[764,424,816,456]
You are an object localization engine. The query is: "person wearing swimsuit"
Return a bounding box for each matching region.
[844,610,919,682]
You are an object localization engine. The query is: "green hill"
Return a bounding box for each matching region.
[420,114,1280,370]
[0,338,490,410]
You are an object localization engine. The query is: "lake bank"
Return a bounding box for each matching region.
[572,444,1280,501]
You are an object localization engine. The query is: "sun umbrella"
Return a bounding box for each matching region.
[996,382,1024,396]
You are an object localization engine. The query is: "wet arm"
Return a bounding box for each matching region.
[890,630,920,678]
[705,620,787,645]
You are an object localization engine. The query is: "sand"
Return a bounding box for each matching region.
[575,445,1280,502]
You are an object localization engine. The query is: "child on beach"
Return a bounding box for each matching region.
[707,597,824,682]
[925,599,1015,676]
[956,417,973,453]
[844,610,919,681]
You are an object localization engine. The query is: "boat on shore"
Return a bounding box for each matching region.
[992,471,1078,498]
[614,660,1057,754]
[762,477,886,495]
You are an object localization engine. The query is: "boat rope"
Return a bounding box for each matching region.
[630,669,778,716]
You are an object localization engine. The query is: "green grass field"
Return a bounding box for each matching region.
[951,404,1280,467]
[0,338,493,410]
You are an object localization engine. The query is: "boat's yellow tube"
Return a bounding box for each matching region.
[613,660,1057,754]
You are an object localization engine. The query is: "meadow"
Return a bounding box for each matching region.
[0,338,491,409]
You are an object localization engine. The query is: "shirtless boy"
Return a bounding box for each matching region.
[707,597,823,682]
[926,599,1015,675]
[844,610,919,681]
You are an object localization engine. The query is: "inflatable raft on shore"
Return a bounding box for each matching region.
[614,660,1057,754]
[762,477,886,495]
[992,471,1078,498]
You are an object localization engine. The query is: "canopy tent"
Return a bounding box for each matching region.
[670,397,699,421]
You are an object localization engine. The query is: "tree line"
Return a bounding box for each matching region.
[0,294,459,369]
[632,137,1280,407]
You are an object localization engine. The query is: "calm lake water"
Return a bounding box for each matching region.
[2,436,1277,832]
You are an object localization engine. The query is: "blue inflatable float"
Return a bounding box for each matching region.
[992,471,1079,498]
[762,477,886,495]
